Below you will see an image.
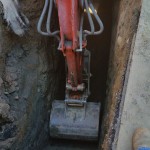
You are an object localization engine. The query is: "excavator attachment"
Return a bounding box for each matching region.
[49,50,101,140]
[37,0,104,141]
[50,100,100,140]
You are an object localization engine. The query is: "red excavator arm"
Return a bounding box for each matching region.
[37,0,104,100]
[56,0,84,93]
[38,0,104,141]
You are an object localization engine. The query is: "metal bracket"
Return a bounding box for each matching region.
[64,99,87,119]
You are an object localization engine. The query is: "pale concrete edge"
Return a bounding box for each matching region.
[115,0,149,149]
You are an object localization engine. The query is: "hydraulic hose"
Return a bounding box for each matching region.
[37,0,49,36]
[84,0,95,35]
[37,0,104,47]
[88,0,104,35]
[83,0,104,36]
[37,0,59,40]
[46,0,60,40]
[78,0,104,50]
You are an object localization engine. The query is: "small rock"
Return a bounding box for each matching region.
[14,95,19,100]
[4,91,9,95]
[0,103,10,119]
[37,88,40,93]
[8,85,16,93]
[5,74,12,82]
[13,81,18,87]
[0,102,14,122]
[10,73,17,81]
[117,36,123,47]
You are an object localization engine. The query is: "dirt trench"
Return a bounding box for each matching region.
[0,0,141,150]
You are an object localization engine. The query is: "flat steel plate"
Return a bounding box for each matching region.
[49,100,101,141]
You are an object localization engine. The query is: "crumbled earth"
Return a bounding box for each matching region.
[0,0,61,149]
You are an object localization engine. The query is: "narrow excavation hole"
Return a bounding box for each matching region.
[0,0,140,150]
[0,0,141,149]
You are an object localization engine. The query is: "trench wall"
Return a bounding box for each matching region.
[101,0,141,149]
[0,1,62,149]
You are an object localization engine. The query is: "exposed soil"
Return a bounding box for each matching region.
[101,0,141,149]
[0,0,60,149]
